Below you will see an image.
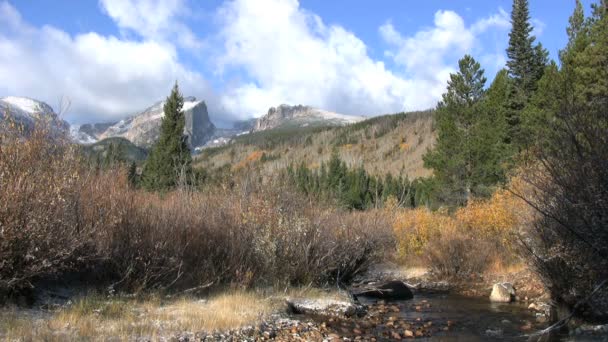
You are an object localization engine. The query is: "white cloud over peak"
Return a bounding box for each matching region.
[0,1,213,123]
[216,0,513,119]
[216,0,423,118]
[1,0,515,124]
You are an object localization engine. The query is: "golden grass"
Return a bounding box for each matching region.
[194,111,435,180]
[0,291,278,341]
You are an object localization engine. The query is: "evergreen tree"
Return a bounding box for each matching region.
[522,0,608,321]
[564,0,586,56]
[575,0,608,106]
[128,161,138,187]
[423,55,488,205]
[505,0,549,145]
[520,62,563,147]
[141,82,192,191]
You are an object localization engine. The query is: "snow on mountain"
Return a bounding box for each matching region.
[253,104,365,132]
[95,96,215,148]
[69,124,98,144]
[0,96,69,134]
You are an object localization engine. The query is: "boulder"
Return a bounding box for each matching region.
[286,298,366,318]
[354,280,414,300]
[490,282,516,302]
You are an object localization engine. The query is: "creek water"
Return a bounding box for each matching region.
[309,293,549,341]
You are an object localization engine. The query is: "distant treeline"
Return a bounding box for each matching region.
[286,153,435,210]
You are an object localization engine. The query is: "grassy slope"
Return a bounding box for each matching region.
[195,110,435,179]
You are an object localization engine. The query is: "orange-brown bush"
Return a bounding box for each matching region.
[0,126,102,297]
[393,187,530,278]
[0,126,392,299]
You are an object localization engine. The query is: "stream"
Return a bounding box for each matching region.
[306,293,548,341]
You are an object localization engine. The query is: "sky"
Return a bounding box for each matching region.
[0,0,592,127]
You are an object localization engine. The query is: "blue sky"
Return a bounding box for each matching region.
[0,0,591,126]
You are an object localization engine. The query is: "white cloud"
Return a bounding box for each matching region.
[1,0,516,124]
[379,9,511,102]
[99,0,203,50]
[531,18,546,37]
[0,1,214,124]
[215,0,418,118]
[215,0,513,119]
[471,7,510,33]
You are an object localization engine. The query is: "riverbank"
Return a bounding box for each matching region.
[0,264,555,341]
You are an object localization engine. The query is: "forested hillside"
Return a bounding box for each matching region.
[194,110,435,181]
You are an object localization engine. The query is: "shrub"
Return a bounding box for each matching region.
[393,187,527,278]
[0,127,392,299]
[0,125,101,297]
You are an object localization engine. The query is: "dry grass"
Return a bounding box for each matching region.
[0,291,278,341]
[195,111,435,181]
[0,288,353,341]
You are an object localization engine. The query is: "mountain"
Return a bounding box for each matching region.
[81,137,148,163]
[253,104,365,132]
[92,96,215,148]
[0,96,69,135]
[196,110,435,180]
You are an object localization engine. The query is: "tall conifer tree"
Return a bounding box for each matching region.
[141,82,192,191]
[505,0,548,145]
[423,55,489,205]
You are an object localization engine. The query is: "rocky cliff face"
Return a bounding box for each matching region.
[97,96,215,148]
[0,96,69,135]
[253,104,365,132]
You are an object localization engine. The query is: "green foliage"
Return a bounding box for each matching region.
[424,55,507,206]
[127,162,138,187]
[505,0,549,146]
[286,153,421,210]
[520,62,563,147]
[521,1,608,322]
[233,126,330,150]
[82,137,147,169]
[260,152,280,163]
[141,82,193,191]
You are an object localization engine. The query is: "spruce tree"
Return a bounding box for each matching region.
[141,82,192,191]
[505,0,549,146]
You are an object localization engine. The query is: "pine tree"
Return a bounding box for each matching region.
[505,0,549,146]
[575,0,608,106]
[565,0,586,53]
[423,55,488,205]
[128,161,138,187]
[141,82,192,191]
[521,62,563,147]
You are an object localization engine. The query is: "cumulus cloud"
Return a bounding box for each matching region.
[215,0,513,119]
[215,0,416,117]
[471,8,510,34]
[1,0,516,124]
[379,9,512,96]
[0,1,213,124]
[99,0,203,50]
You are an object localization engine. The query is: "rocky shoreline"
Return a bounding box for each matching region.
[166,265,557,341]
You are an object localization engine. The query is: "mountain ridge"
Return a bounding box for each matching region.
[253,104,365,132]
[0,96,70,135]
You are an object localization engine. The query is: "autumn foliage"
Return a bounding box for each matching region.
[393,185,530,278]
[0,126,391,300]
